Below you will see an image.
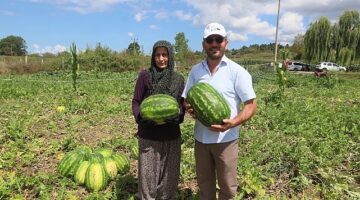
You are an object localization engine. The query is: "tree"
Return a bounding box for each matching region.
[0,35,27,56]
[290,34,304,60]
[303,10,360,65]
[80,43,118,71]
[174,32,191,67]
[337,10,360,65]
[339,11,359,47]
[127,39,141,55]
[304,17,332,63]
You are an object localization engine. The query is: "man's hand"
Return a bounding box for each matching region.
[209,99,257,132]
[209,119,235,132]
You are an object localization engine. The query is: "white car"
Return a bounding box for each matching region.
[316,62,346,71]
[288,61,307,71]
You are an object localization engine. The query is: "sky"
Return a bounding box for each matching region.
[1,0,360,55]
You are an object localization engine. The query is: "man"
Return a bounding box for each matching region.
[182,22,257,199]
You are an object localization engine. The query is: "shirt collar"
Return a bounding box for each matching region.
[201,55,230,70]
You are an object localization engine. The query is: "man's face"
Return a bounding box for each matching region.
[202,34,228,60]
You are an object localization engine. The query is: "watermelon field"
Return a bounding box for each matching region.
[0,68,359,199]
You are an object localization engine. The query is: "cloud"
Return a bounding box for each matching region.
[128,32,135,38]
[134,12,145,22]
[0,10,16,16]
[27,0,360,45]
[174,10,192,21]
[149,25,158,30]
[154,11,168,20]
[227,31,248,42]
[184,0,278,42]
[183,0,360,44]
[29,0,134,14]
[32,44,67,54]
[278,12,305,44]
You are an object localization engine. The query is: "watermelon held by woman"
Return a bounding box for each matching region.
[140,94,179,125]
[186,82,231,127]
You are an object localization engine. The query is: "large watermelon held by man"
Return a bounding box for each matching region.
[140,94,179,125]
[187,82,231,127]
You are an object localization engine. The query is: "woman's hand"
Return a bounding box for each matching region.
[184,100,196,119]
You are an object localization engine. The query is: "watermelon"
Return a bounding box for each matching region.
[89,153,105,162]
[85,158,109,192]
[111,153,130,174]
[102,157,118,180]
[58,151,86,177]
[74,160,90,185]
[75,145,92,154]
[58,146,130,192]
[94,148,113,158]
[75,145,92,159]
[140,94,179,125]
[131,144,139,159]
[187,82,231,127]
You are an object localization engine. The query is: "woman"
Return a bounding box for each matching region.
[132,40,185,199]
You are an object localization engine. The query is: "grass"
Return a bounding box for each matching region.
[0,69,359,199]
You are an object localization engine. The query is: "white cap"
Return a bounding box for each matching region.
[203,22,227,38]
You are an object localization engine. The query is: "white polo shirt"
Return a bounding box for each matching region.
[182,55,256,144]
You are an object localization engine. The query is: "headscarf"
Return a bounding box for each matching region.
[147,40,183,98]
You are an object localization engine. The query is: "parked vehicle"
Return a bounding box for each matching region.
[287,61,310,71]
[346,64,360,72]
[316,62,346,71]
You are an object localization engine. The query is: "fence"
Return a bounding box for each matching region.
[0,55,65,74]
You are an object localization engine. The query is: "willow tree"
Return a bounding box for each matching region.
[304,17,332,63]
[304,10,360,65]
[329,23,340,62]
[339,11,359,47]
[353,27,360,62]
[337,10,360,65]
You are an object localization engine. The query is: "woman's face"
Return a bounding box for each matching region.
[154,47,169,69]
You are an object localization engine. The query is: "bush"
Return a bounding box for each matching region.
[346,64,360,72]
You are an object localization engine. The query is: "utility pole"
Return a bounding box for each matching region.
[274,0,281,64]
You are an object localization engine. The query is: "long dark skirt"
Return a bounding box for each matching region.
[138,137,181,200]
